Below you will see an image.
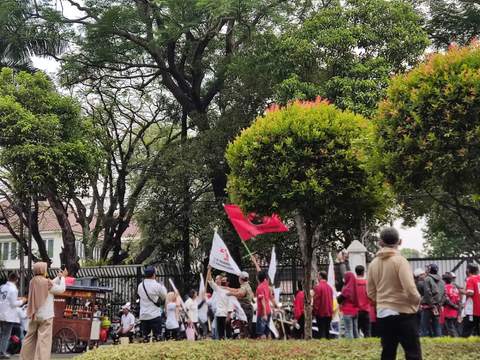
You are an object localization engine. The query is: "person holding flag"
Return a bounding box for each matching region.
[225,272,254,339]
[207,265,230,340]
[251,256,272,340]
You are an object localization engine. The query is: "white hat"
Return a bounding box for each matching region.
[449,272,456,278]
[238,271,249,280]
[414,268,425,277]
[122,302,131,310]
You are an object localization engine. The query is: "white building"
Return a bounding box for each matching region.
[0,204,140,269]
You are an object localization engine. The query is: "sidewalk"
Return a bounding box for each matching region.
[12,345,111,359]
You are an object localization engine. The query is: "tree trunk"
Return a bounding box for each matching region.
[293,214,317,340]
[46,193,79,276]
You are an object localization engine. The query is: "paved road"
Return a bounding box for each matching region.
[12,352,82,359]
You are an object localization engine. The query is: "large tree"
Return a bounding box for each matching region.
[226,99,390,339]
[0,68,99,275]
[375,43,480,251]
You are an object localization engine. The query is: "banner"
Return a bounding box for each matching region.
[268,247,276,285]
[197,274,208,323]
[215,286,247,322]
[274,288,281,305]
[224,205,289,241]
[327,253,338,299]
[169,278,186,312]
[209,232,242,275]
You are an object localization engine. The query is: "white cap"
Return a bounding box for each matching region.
[414,268,425,277]
[449,272,456,278]
[122,302,131,310]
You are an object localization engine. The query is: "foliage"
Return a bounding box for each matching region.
[375,43,480,213]
[400,248,422,259]
[271,0,429,117]
[77,338,480,360]
[0,0,66,72]
[0,68,99,199]
[226,98,388,223]
[424,0,480,49]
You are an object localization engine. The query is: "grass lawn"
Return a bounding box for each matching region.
[76,338,480,360]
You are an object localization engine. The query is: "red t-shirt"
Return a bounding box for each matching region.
[313,281,333,318]
[356,278,371,312]
[293,291,305,320]
[466,276,480,317]
[341,298,359,316]
[444,283,460,318]
[256,280,271,316]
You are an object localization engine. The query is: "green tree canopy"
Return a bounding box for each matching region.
[226,98,390,339]
[0,68,100,274]
[400,248,422,259]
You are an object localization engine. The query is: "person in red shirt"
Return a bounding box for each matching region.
[250,256,272,340]
[313,271,333,339]
[443,273,461,337]
[355,265,371,338]
[464,263,480,337]
[292,281,305,339]
[338,272,360,339]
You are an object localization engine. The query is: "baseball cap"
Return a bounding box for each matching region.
[144,266,156,277]
[448,272,456,278]
[414,268,425,277]
[238,271,249,281]
[427,264,439,272]
[122,302,131,310]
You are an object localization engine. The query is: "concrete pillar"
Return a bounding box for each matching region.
[347,240,367,273]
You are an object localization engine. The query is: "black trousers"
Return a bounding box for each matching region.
[358,310,372,338]
[462,315,480,337]
[241,306,253,339]
[141,316,163,342]
[316,316,331,340]
[165,327,179,340]
[377,314,422,360]
[444,317,459,337]
[216,316,227,340]
[292,314,305,339]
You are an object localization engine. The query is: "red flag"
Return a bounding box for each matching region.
[224,205,289,241]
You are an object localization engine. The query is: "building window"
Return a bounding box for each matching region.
[47,239,54,258]
[2,243,9,261]
[10,242,17,260]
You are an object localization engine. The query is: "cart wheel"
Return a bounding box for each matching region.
[53,327,77,353]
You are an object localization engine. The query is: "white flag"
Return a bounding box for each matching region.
[197,274,208,323]
[268,247,276,285]
[209,232,241,275]
[274,288,281,305]
[327,253,338,299]
[269,317,279,338]
[230,296,247,322]
[169,278,186,312]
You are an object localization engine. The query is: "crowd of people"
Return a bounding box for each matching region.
[0,227,479,360]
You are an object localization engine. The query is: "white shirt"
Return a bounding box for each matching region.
[165,302,179,329]
[36,277,66,321]
[93,310,102,321]
[208,281,229,317]
[206,292,217,314]
[121,312,135,333]
[0,281,23,322]
[185,298,199,323]
[137,279,167,320]
[377,308,400,318]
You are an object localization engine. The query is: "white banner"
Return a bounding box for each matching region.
[328,253,338,299]
[274,288,281,305]
[169,278,186,312]
[230,296,247,322]
[209,232,241,275]
[268,247,276,285]
[197,274,208,323]
[269,317,279,338]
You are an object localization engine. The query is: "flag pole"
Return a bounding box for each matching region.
[241,239,253,257]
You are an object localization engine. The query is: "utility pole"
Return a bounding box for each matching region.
[26,197,32,289]
[17,204,25,296]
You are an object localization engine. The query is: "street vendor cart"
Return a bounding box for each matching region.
[53,285,112,353]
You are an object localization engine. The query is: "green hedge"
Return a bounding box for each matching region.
[77,338,480,360]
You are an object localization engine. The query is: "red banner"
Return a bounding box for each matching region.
[224,205,289,241]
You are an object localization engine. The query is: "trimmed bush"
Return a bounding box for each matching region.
[77,338,480,360]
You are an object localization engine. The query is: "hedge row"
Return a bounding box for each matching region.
[77,338,480,360]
